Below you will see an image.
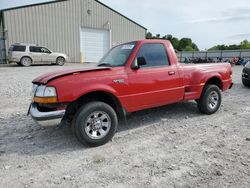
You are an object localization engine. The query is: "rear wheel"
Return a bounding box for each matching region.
[20,57,32,67]
[197,84,221,115]
[56,57,65,66]
[73,102,118,147]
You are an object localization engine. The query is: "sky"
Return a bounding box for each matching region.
[1,0,250,50]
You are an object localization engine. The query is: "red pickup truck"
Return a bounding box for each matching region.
[29,40,233,147]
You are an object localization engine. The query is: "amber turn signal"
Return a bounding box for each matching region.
[34,97,58,104]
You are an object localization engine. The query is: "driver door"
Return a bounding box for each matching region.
[125,43,182,112]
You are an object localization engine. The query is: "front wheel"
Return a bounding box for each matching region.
[56,57,65,66]
[197,84,222,115]
[73,102,118,147]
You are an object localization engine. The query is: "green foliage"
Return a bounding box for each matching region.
[208,40,250,51]
[240,40,250,49]
[146,32,250,51]
[146,32,153,39]
[146,32,199,51]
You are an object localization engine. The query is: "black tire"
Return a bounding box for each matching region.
[56,57,65,66]
[242,78,250,87]
[20,57,32,67]
[73,102,118,147]
[197,84,222,115]
[16,62,21,66]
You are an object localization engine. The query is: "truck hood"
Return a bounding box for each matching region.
[33,67,111,84]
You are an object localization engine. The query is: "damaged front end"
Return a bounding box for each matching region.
[28,84,66,127]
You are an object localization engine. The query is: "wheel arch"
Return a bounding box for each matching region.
[204,76,223,90]
[65,90,125,122]
[56,56,65,60]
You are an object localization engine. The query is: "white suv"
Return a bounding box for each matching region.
[8,43,69,66]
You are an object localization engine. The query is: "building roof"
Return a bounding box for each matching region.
[0,0,147,30]
[0,0,67,12]
[95,0,146,30]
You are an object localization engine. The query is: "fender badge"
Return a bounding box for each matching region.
[113,79,125,84]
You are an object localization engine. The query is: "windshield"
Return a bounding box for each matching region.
[98,42,136,67]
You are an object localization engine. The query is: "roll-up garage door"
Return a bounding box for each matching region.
[80,28,110,63]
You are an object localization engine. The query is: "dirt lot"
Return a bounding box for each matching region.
[0,64,249,188]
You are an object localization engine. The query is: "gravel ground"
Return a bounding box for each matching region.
[0,63,249,188]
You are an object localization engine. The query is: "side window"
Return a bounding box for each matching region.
[41,47,51,53]
[137,43,169,67]
[12,45,26,52]
[30,46,42,53]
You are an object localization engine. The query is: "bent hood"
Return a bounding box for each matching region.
[33,67,111,84]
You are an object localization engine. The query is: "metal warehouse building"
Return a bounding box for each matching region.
[0,0,146,64]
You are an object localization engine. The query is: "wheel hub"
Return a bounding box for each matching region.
[22,57,31,66]
[84,111,111,140]
[208,91,219,109]
[92,119,102,130]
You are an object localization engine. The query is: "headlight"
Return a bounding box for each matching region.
[245,62,250,68]
[35,86,57,97]
[33,85,58,104]
[44,87,57,97]
[35,85,46,97]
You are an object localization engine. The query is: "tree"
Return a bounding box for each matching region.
[145,32,198,51]
[146,32,153,39]
[240,40,250,49]
[178,38,198,51]
[155,34,161,39]
[191,43,198,51]
[208,39,250,51]
[170,37,179,50]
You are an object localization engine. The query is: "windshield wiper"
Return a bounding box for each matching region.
[98,63,113,67]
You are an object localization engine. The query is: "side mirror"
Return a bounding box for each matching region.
[131,56,147,70]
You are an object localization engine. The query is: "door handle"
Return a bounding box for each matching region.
[168,71,175,75]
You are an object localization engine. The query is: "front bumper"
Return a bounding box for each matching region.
[65,57,70,62]
[222,78,233,91]
[29,103,65,127]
